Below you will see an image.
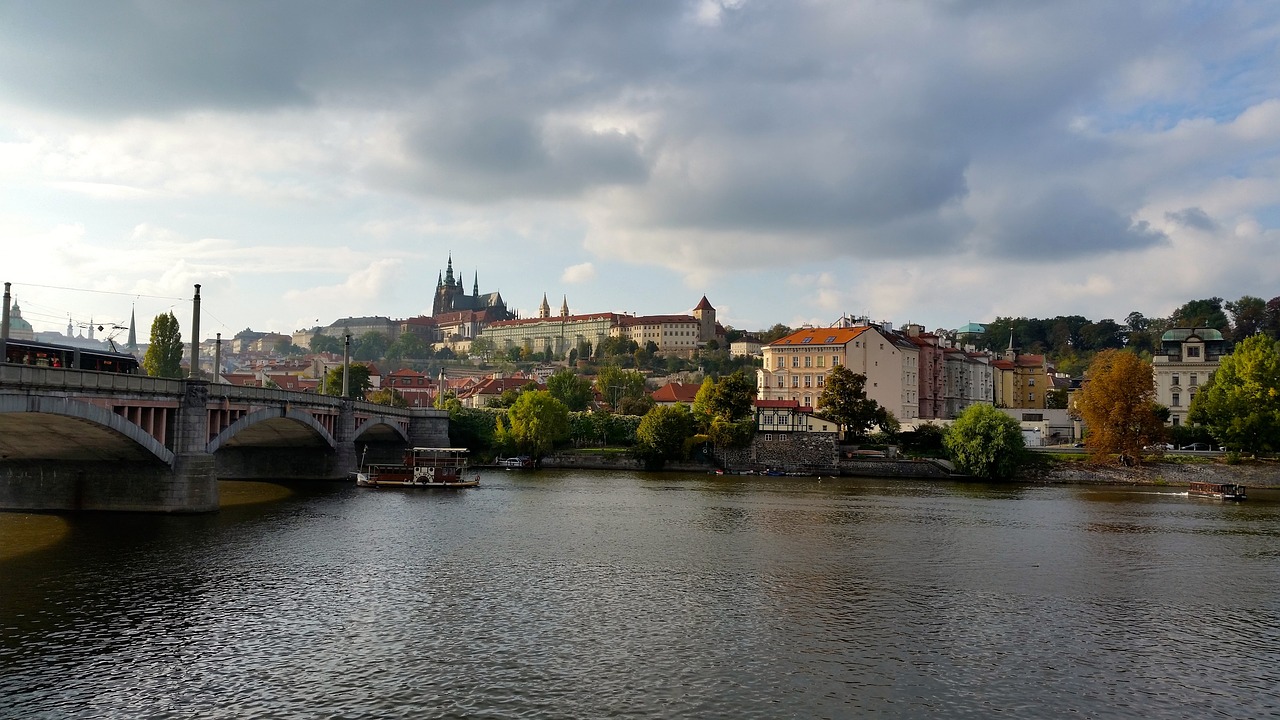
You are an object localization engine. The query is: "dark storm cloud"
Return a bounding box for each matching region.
[0,1,1247,260]
[1165,207,1218,232]
[987,186,1168,255]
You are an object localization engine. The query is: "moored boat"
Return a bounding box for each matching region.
[1188,481,1246,500]
[495,456,534,469]
[355,447,480,488]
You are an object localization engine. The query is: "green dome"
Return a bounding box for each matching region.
[1161,327,1224,342]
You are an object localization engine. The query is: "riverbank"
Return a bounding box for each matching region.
[1019,458,1280,488]
[539,450,1279,488]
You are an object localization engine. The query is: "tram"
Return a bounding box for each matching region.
[2,338,141,374]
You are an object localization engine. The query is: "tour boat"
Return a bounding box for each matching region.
[1187,481,1246,501]
[355,447,480,488]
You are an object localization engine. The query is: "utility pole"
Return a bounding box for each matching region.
[1,282,11,363]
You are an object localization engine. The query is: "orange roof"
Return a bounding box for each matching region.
[769,326,870,347]
[651,382,701,403]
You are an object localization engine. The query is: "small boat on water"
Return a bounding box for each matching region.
[495,456,534,469]
[355,447,480,489]
[1188,481,1246,501]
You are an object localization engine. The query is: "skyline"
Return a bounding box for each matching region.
[3,2,1278,343]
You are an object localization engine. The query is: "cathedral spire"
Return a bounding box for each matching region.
[445,254,455,286]
[473,271,479,297]
[539,293,550,319]
[560,295,568,318]
[127,304,137,350]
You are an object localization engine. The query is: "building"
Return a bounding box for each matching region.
[757,324,912,422]
[943,347,995,417]
[903,324,946,419]
[651,382,701,406]
[1153,327,1226,426]
[729,335,763,359]
[432,255,509,318]
[754,399,839,435]
[991,336,1054,410]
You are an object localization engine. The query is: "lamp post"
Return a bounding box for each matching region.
[342,334,351,398]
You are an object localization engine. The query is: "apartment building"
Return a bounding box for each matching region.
[1152,327,1226,426]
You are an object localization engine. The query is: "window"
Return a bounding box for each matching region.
[816,356,824,368]
[1028,392,1035,402]
[1172,417,1180,427]
[792,356,799,368]
[817,375,824,387]
[1172,375,1180,386]
[791,376,799,388]
[764,433,773,441]
[832,355,839,366]
[1028,378,1035,387]
[1190,374,1198,387]
[804,356,812,368]
[804,396,811,406]
[804,375,812,388]
[1172,393,1180,407]
[1186,346,1201,358]
[825,336,836,343]
[801,337,812,344]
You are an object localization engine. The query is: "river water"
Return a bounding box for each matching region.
[2,471,1278,719]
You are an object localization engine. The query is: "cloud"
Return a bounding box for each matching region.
[1164,207,1218,232]
[561,262,596,284]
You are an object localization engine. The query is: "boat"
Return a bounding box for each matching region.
[355,447,480,488]
[495,456,534,469]
[1187,481,1246,500]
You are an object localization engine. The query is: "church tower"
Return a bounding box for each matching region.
[693,296,716,342]
[539,293,551,319]
[560,296,569,319]
[127,305,138,350]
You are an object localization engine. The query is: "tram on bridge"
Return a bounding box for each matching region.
[3,338,140,374]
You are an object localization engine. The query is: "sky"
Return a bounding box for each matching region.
[2,1,1278,345]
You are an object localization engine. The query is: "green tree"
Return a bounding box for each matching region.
[758,324,793,343]
[354,331,390,361]
[546,369,594,411]
[636,403,695,467]
[310,333,342,354]
[1226,295,1268,343]
[595,365,647,410]
[470,337,495,361]
[1171,297,1230,333]
[944,404,1025,479]
[816,365,892,439]
[506,390,570,459]
[1076,350,1164,465]
[1188,335,1280,454]
[143,312,184,378]
[323,364,373,399]
[367,387,408,407]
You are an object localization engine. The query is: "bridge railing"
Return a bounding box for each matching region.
[208,382,344,410]
[0,364,185,395]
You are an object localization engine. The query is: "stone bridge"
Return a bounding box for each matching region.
[0,364,449,513]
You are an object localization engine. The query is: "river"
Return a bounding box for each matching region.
[2,471,1278,719]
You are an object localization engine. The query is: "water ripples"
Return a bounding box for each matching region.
[3,473,1279,718]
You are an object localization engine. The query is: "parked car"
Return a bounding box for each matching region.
[1144,443,1175,451]
[1180,442,1211,451]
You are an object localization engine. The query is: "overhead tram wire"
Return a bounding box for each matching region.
[11,281,187,302]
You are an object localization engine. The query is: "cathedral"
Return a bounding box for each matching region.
[431,255,511,319]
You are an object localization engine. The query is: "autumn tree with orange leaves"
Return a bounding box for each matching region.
[1076,350,1165,465]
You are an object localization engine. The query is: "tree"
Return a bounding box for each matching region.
[1076,350,1165,465]
[546,369,593,411]
[636,403,695,467]
[1045,388,1069,409]
[595,365,647,410]
[1171,297,1230,333]
[758,324,793,343]
[816,365,892,439]
[310,333,342,354]
[692,371,756,428]
[1226,295,1268,343]
[322,364,373,399]
[143,312,184,378]
[944,404,1025,479]
[1188,335,1280,454]
[354,331,390,361]
[367,387,408,407]
[506,390,570,459]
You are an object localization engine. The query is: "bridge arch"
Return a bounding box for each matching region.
[0,395,175,464]
[206,407,337,454]
[351,415,411,444]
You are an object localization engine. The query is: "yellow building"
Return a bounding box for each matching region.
[757,324,914,422]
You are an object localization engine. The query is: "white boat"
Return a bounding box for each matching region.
[495,456,534,469]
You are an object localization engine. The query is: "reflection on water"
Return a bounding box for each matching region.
[2,472,1278,718]
[218,479,293,507]
[0,513,68,561]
